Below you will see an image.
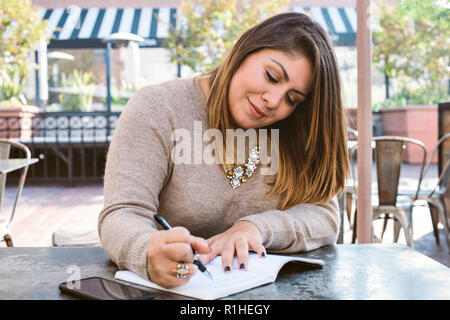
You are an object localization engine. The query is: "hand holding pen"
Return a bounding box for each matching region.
[146,214,213,288]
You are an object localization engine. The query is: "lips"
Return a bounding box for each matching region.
[248,99,266,118]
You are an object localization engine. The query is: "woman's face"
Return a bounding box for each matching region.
[228,49,314,129]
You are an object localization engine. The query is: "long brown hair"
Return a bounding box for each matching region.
[203,12,349,209]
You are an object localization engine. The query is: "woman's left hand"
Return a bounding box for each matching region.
[198,221,266,273]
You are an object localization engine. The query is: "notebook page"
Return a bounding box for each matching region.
[248,254,325,281]
[115,253,324,299]
[115,255,270,300]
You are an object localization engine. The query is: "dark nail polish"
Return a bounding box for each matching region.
[240,263,245,270]
[261,252,266,257]
[224,266,231,272]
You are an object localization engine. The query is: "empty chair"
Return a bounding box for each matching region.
[0,139,32,247]
[419,133,450,253]
[396,133,450,250]
[352,136,427,248]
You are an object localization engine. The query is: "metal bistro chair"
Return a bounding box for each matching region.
[344,128,376,231]
[352,136,427,248]
[0,139,32,247]
[417,133,450,252]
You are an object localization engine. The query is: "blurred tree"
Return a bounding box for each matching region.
[372,0,449,106]
[0,0,48,104]
[165,0,290,74]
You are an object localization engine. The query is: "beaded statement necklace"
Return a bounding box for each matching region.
[224,144,260,189]
[192,77,261,189]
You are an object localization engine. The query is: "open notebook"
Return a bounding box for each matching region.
[115,253,324,300]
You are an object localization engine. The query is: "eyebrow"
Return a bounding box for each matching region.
[270,58,307,98]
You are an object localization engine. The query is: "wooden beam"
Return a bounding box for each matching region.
[356,0,372,243]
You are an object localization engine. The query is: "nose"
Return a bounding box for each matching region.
[261,89,283,109]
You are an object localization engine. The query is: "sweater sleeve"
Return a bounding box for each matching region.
[236,196,340,253]
[98,86,174,280]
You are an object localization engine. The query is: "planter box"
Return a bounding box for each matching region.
[380,104,438,164]
[0,105,41,141]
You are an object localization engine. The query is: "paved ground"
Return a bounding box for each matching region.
[1,183,103,247]
[1,163,449,268]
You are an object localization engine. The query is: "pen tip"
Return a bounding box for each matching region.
[206,270,214,281]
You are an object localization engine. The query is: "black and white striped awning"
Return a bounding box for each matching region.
[39,7,177,48]
[38,6,356,49]
[292,7,357,46]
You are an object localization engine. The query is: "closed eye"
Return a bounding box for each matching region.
[266,70,278,83]
[286,95,296,106]
[266,70,297,106]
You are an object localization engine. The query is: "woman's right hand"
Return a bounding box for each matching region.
[147,227,211,288]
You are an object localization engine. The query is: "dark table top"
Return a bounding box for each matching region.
[0,243,449,300]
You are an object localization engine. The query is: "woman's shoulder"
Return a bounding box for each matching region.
[121,78,194,119]
[125,78,197,117]
[134,78,194,105]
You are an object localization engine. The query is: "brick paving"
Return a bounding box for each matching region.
[1,183,103,247]
[1,163,449,267]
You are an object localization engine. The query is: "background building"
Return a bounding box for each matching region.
[28,0,386,111]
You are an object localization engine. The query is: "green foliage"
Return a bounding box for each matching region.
[165,0,290,74]
[0,67,27,105]
[372,0,449,106]
[59,70,94,111]
[102,81,136,110]
[0,0,49,104]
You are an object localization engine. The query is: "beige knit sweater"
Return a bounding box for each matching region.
[98,77,340,280]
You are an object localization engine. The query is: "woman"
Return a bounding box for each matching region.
[99,12,348,289]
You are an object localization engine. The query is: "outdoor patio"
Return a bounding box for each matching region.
[0,0,449,303]
[2,163,449,268]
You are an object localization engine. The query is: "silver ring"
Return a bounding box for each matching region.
[173,263,190,279]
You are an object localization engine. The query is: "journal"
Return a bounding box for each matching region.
[115,253,324,300]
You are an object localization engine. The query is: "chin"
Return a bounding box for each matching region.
[230,104,261,129]
[234,117,256,129]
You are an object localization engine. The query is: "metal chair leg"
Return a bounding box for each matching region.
[428,204,441,245]
[346,192,353,229]
[373,210,414,248]
[381,214,390,240]
[392,212,414,248]
[352,209,358,243]
[393,217,401,243]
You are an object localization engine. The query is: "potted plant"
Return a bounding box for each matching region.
[0,0,48,140]
[372,0,449,164]
[58,70,95,112]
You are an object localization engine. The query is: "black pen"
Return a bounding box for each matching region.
[153,213,214,280]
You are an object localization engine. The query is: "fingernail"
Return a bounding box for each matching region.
[239,263,245,270]
[224,266,231,273]
[261,252,266,257]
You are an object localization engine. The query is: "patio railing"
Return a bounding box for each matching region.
[0,111,121,185]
